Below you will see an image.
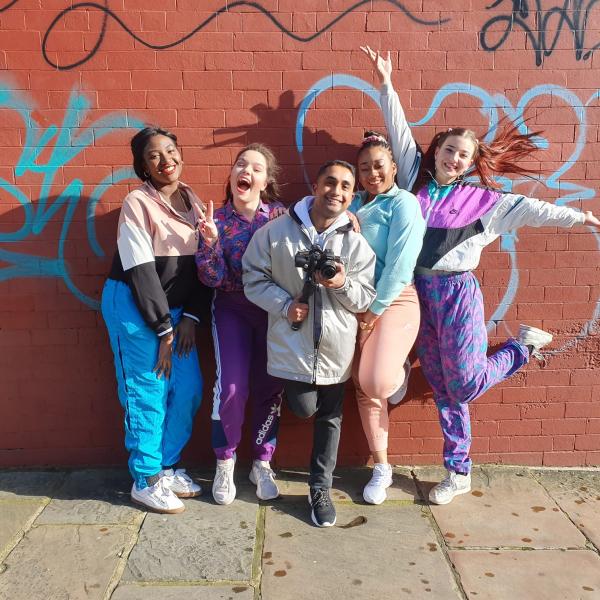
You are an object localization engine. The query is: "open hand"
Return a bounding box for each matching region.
[360,46,392,86]
[584,211,600,227]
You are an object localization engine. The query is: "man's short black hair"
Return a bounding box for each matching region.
[315,160,356,182]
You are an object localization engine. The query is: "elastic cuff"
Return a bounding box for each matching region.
[281,298,293,319]
[157,326,173,337]
[182,312,200,324]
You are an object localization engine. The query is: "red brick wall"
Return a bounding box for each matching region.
[1,1,599,469]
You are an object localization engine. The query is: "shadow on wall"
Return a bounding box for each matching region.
[210,90,364,204]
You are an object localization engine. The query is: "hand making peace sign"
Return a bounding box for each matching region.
[196,200,219,247]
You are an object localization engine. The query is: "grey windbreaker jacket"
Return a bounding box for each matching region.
[242,199,376,385]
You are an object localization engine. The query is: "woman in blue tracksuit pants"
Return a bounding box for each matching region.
[102,126,211,514]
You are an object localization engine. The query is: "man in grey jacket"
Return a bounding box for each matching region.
[243,160,376,527]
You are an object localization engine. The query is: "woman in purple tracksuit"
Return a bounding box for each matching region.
[195,144,284,505]
[362,46,600,505]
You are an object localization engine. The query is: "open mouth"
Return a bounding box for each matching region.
[237,177,251,192]
[159,164,176,175]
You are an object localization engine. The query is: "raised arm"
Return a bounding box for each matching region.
[361,46,421,190]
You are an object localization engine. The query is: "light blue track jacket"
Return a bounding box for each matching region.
[349,185,425,315]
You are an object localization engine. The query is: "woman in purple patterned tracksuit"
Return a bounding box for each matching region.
[362,47,600,505]
[195,144,285,505]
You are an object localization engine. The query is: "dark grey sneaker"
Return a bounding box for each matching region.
[308,487,336,527]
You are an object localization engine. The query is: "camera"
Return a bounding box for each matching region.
[294,246,340,280]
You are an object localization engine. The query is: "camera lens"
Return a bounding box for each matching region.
[319,262,337,279]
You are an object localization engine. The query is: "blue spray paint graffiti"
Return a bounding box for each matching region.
[0,83,143,309]
[295,75,600,350]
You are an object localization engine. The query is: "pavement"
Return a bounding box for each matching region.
[0,465,600,600]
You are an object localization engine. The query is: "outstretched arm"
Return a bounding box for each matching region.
[489,193,599,234]
[360,46,421,190]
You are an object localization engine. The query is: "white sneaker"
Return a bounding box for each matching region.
[249,460,280,500]
[212,458,236,505]
[363,463,393,505]
[518,324,553,360]
[160,468,202,498]
[131,479,185,514]
[428,471,471,505]
[388,359,411,405]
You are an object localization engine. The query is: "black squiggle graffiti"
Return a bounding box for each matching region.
[481,0,600,66]
[39,0,448,71]
[0,0,18,11]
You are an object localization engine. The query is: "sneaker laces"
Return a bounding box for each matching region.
[311,488,331,509]
[256,465,276,485]
[152,479,172,507]
[435,473,457,493]
[369,465,390,487]
[173,468,193,485]
[214,463,232,491]
[529,348,547,365]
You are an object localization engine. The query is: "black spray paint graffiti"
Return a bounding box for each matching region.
[0,0,448,71]
[480,0,600,66]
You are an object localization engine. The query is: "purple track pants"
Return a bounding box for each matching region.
[210,290,283,461]
[415,272,529,474]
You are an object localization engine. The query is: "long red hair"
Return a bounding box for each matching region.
[412,123,542,192]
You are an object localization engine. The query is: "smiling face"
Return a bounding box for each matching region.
[357,145,397,198]
[311,164,355,222]
[229,149,268,206]
[142,134,182,188]
[434,134,476,185]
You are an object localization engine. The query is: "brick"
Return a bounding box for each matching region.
[587,419,600,434]
[301,50,352,70]
[571,369,600,386]
[232,70,282,90]
[575,434,600,451]
[498,420,542,436]
[253,51,302,71]
[542,418,587,435]
[510,435,553,452]
[565,402,600,418]
[543,451,586,466]
[521,403,565,419]
[366,12,389,32]
[552,435,576,451]
[497,452,544,466]
[234,32,283,51]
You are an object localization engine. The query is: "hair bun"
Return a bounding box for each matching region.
[361,130,388,146]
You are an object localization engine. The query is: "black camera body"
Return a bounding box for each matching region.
[294,246,340,280]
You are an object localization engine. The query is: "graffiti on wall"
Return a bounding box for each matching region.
[0,84,142,308]
[3,0,445,71]
[296,75,600,349]
[480,0,600,66]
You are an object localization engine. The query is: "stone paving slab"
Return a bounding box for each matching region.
[37,469,140,525]
[533,470,600,551]
[261,502,461,600]
[414,466,587,549]
[0,524,131,600]
[123,496,259,583]
[111,583,254,600]
[275,467,419,504]
[0,500,45,558]
[0,471,65,500]
[450,549,600,599]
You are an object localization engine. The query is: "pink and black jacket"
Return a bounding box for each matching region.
[108,181,212,337]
